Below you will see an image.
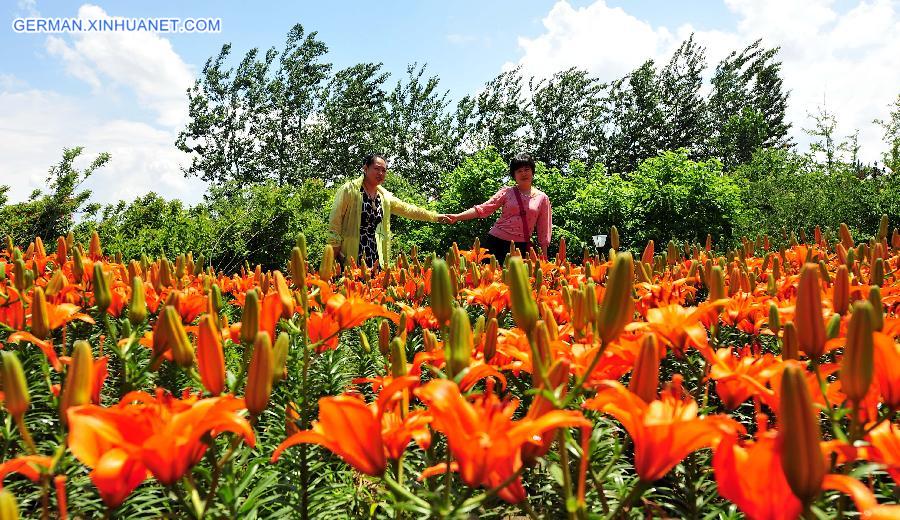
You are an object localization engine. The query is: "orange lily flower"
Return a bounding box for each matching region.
[707,347,781,409]
[634,276,698,314]
[0,287,25,330]
[325,292,399,330]
[872,331,900,408]
[34,301,95,330]
[416,379,591,503]
[822,474,900,519]
[272,376,423,475]
[67,390,254,507]
[6,331,62,371]
[865,420,900,485]
[629,303,716,357]
[307,311,340,352]
[462,282,509,315]
[396,303,439,332]
[0,455,53,487]
[713,428,802,520]
[583,379,741,482]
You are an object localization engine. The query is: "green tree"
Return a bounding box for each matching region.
[310,63,390,182]
[658,35,709,154]
[0,147,108,245]
[457,67,530,162]
[875,93,900,173]
[526,67,604,170]
[604,60,665,173]
[709,39,791,168]
[382,64,457,197]
[177,24,331,185]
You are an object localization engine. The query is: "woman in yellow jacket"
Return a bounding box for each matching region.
[328,154,453,268]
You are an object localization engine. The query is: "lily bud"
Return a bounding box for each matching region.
[833,265,849,315]
[12,259,25,294]
[55,236,67,268]
[534,320,553,375]
[878,214,889,241]
[826,313,841,340]
[272,332,290,384]
[273,271,294,319]
[868,287,884,332]
[541,302,559,341]
[556,237,567,265]
[197,314,225,395]
[289,249,307,299]
[30,287,50,340]
[782,322,799,360]
[641,240,654,266]
[709,266,726,302]
[60,340,93,424]
[390,337,407,378]
[87,231,101,260]
[839,223,854,251]
[128,277,147,326]
[705,233,713,252]
[607,225,619,251]
[0,489,19,520]
[835,243,847,265]
[45,269,66,299]
[422,329,438,353]
[778,363,826,503]
[446,307,473,378]
[597,252,634,344]
[795,264,826,359]
[871,257,884,287]
[768,303,780,334]
[241,290,261,344]
[246,332,274,416]
[319,245,335,281]
[209,284,224,317]
[429,259,453,328]
[163,306,194,368]
[378,320,391,356]
[483,317,499,362]
[158,257,173,288]
[629,334,660,403]
[818,260,831,285]
[87,265,107,310]
[841,301,875,403]
[175,255,185,282]
[508,257,538,333]
[1,352,29,419]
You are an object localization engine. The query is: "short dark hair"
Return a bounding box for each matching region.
[509,153,535,176]
[363,153,387,167]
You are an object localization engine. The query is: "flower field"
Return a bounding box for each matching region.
[0,223,898,519]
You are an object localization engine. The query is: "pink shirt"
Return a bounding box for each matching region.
[472,186,552,251]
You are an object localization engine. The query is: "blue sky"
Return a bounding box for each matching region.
[1,0,898,205]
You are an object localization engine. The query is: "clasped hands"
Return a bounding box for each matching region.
[437,214,458,225]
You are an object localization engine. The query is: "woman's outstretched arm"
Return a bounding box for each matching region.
[452,187,507,221]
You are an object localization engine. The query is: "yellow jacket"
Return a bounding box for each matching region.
[327,176,438,266]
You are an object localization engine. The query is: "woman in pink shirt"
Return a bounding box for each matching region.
[451,154,552,264]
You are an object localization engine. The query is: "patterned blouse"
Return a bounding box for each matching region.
[358,185,383,266]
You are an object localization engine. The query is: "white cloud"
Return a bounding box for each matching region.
[1,2,205,207]
[45,4,194,128]
[0,85,206,207]
[17,0,39,17]
[513,0,900,162]
[447,33,479,45]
